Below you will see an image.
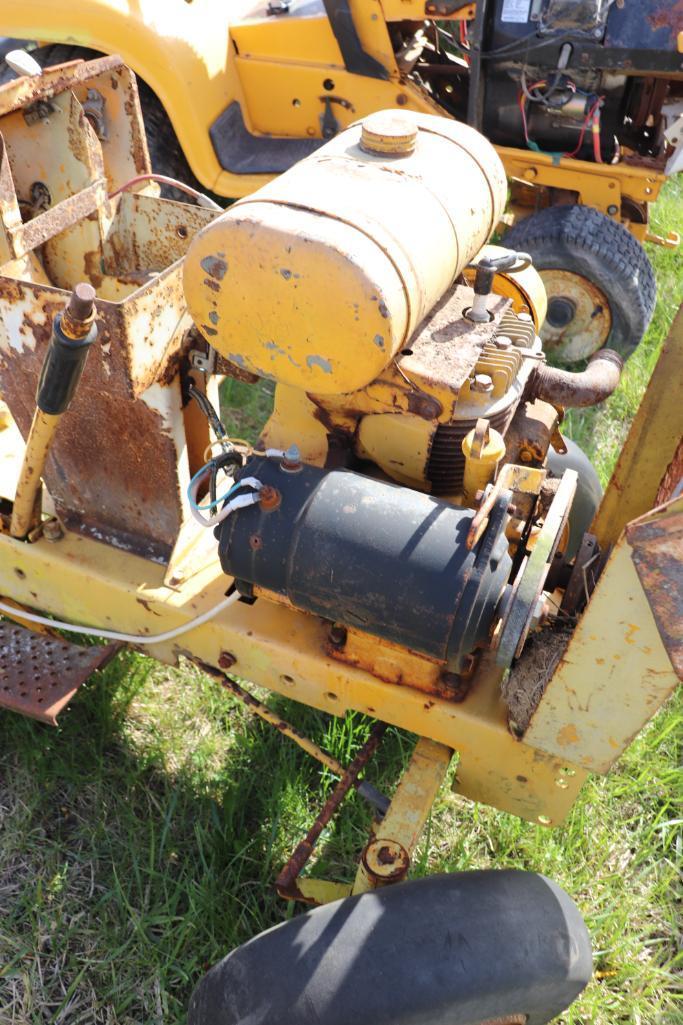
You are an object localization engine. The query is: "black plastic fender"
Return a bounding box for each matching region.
[188,870,592,1025]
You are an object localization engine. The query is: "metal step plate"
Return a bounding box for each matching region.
[0,621,119,725]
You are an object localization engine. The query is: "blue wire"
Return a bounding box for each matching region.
[187,462,244,513]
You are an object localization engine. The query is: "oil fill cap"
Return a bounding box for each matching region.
[360,111,418,156]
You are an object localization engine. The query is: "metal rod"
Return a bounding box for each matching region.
[276,723,386,898]
[10,283,97,540]
[201,662,389,814]
[10,410,60,539]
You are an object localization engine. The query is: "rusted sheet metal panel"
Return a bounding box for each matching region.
[0,53,217,562]
[0,272,192,561]
[0,620,118,725]
[524,528,680,774]
[12,180,107,257]
[656,436,683,507]
[0,55,125,118]
[626,498,683,679]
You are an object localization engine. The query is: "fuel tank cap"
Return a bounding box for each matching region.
[360,111,418,156]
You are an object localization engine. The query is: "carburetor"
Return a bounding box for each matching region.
[184,110,622,694]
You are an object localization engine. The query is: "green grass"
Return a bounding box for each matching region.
[1,180,682,1024]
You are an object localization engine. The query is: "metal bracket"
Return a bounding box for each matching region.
[319,96,354,140]
[189,346,216,374]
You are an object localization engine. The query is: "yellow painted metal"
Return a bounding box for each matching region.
[9,409,59,538]
[524,514,680,774]
[499,145,668,219]
[538,269,612,364]
[0,0,250,195]
[184,110,506,394]
[0,400,11,431]
[1,0,670,250]
[356,414,433,489]
[296,878,353,904]
[592,306,683,548]
[353,738,452,894]
[0,518,586,826]
[260,385,330,468]
[462,420,506,506]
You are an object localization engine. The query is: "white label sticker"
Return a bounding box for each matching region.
[501,0,531,23]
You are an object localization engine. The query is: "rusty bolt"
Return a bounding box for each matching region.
[362,839,410,884]
[440,670,471,702]
[519,448,534,463]
[259,485,281,511]
[329,624,347,647]
[42,518,63,542]
[471,373,494,394]
[218,651,237,669]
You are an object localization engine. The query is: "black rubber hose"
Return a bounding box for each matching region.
[527,349,623,408]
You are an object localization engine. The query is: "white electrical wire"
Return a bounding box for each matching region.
[188,473,264,529]
[0,591,240,646]
[189,489,262,529]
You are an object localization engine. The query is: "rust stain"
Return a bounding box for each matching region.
[200,255,228,281]
[648,0,683,31]
[556,723,579,747]
[624,623,640,645]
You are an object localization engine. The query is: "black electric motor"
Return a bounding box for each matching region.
[218,456,513,674]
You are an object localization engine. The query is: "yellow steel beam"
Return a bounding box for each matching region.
[353,737,452,894]
[525,502,681,773]
[0,522,585,827]
[499,146,667,215]
[592,306,683,548]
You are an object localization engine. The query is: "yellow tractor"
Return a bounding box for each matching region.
[2,0,682,363]
[0,55,680,1024]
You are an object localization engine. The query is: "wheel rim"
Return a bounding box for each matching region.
[539,269,612,363]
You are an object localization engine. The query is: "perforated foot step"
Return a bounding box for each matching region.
[0,621,119,725]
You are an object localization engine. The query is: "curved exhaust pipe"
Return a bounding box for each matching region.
[528,349,623,408]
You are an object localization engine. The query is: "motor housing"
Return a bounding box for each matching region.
[218,456,512,673]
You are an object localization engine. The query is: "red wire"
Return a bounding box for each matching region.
[564,98,602,159]
[108,172,208,203]
[520,90,604,163]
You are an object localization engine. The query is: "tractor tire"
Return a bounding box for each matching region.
[188,869,592,1025]
[504,205,656,365]
[547,436,602,560]
[0,44,203,200]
